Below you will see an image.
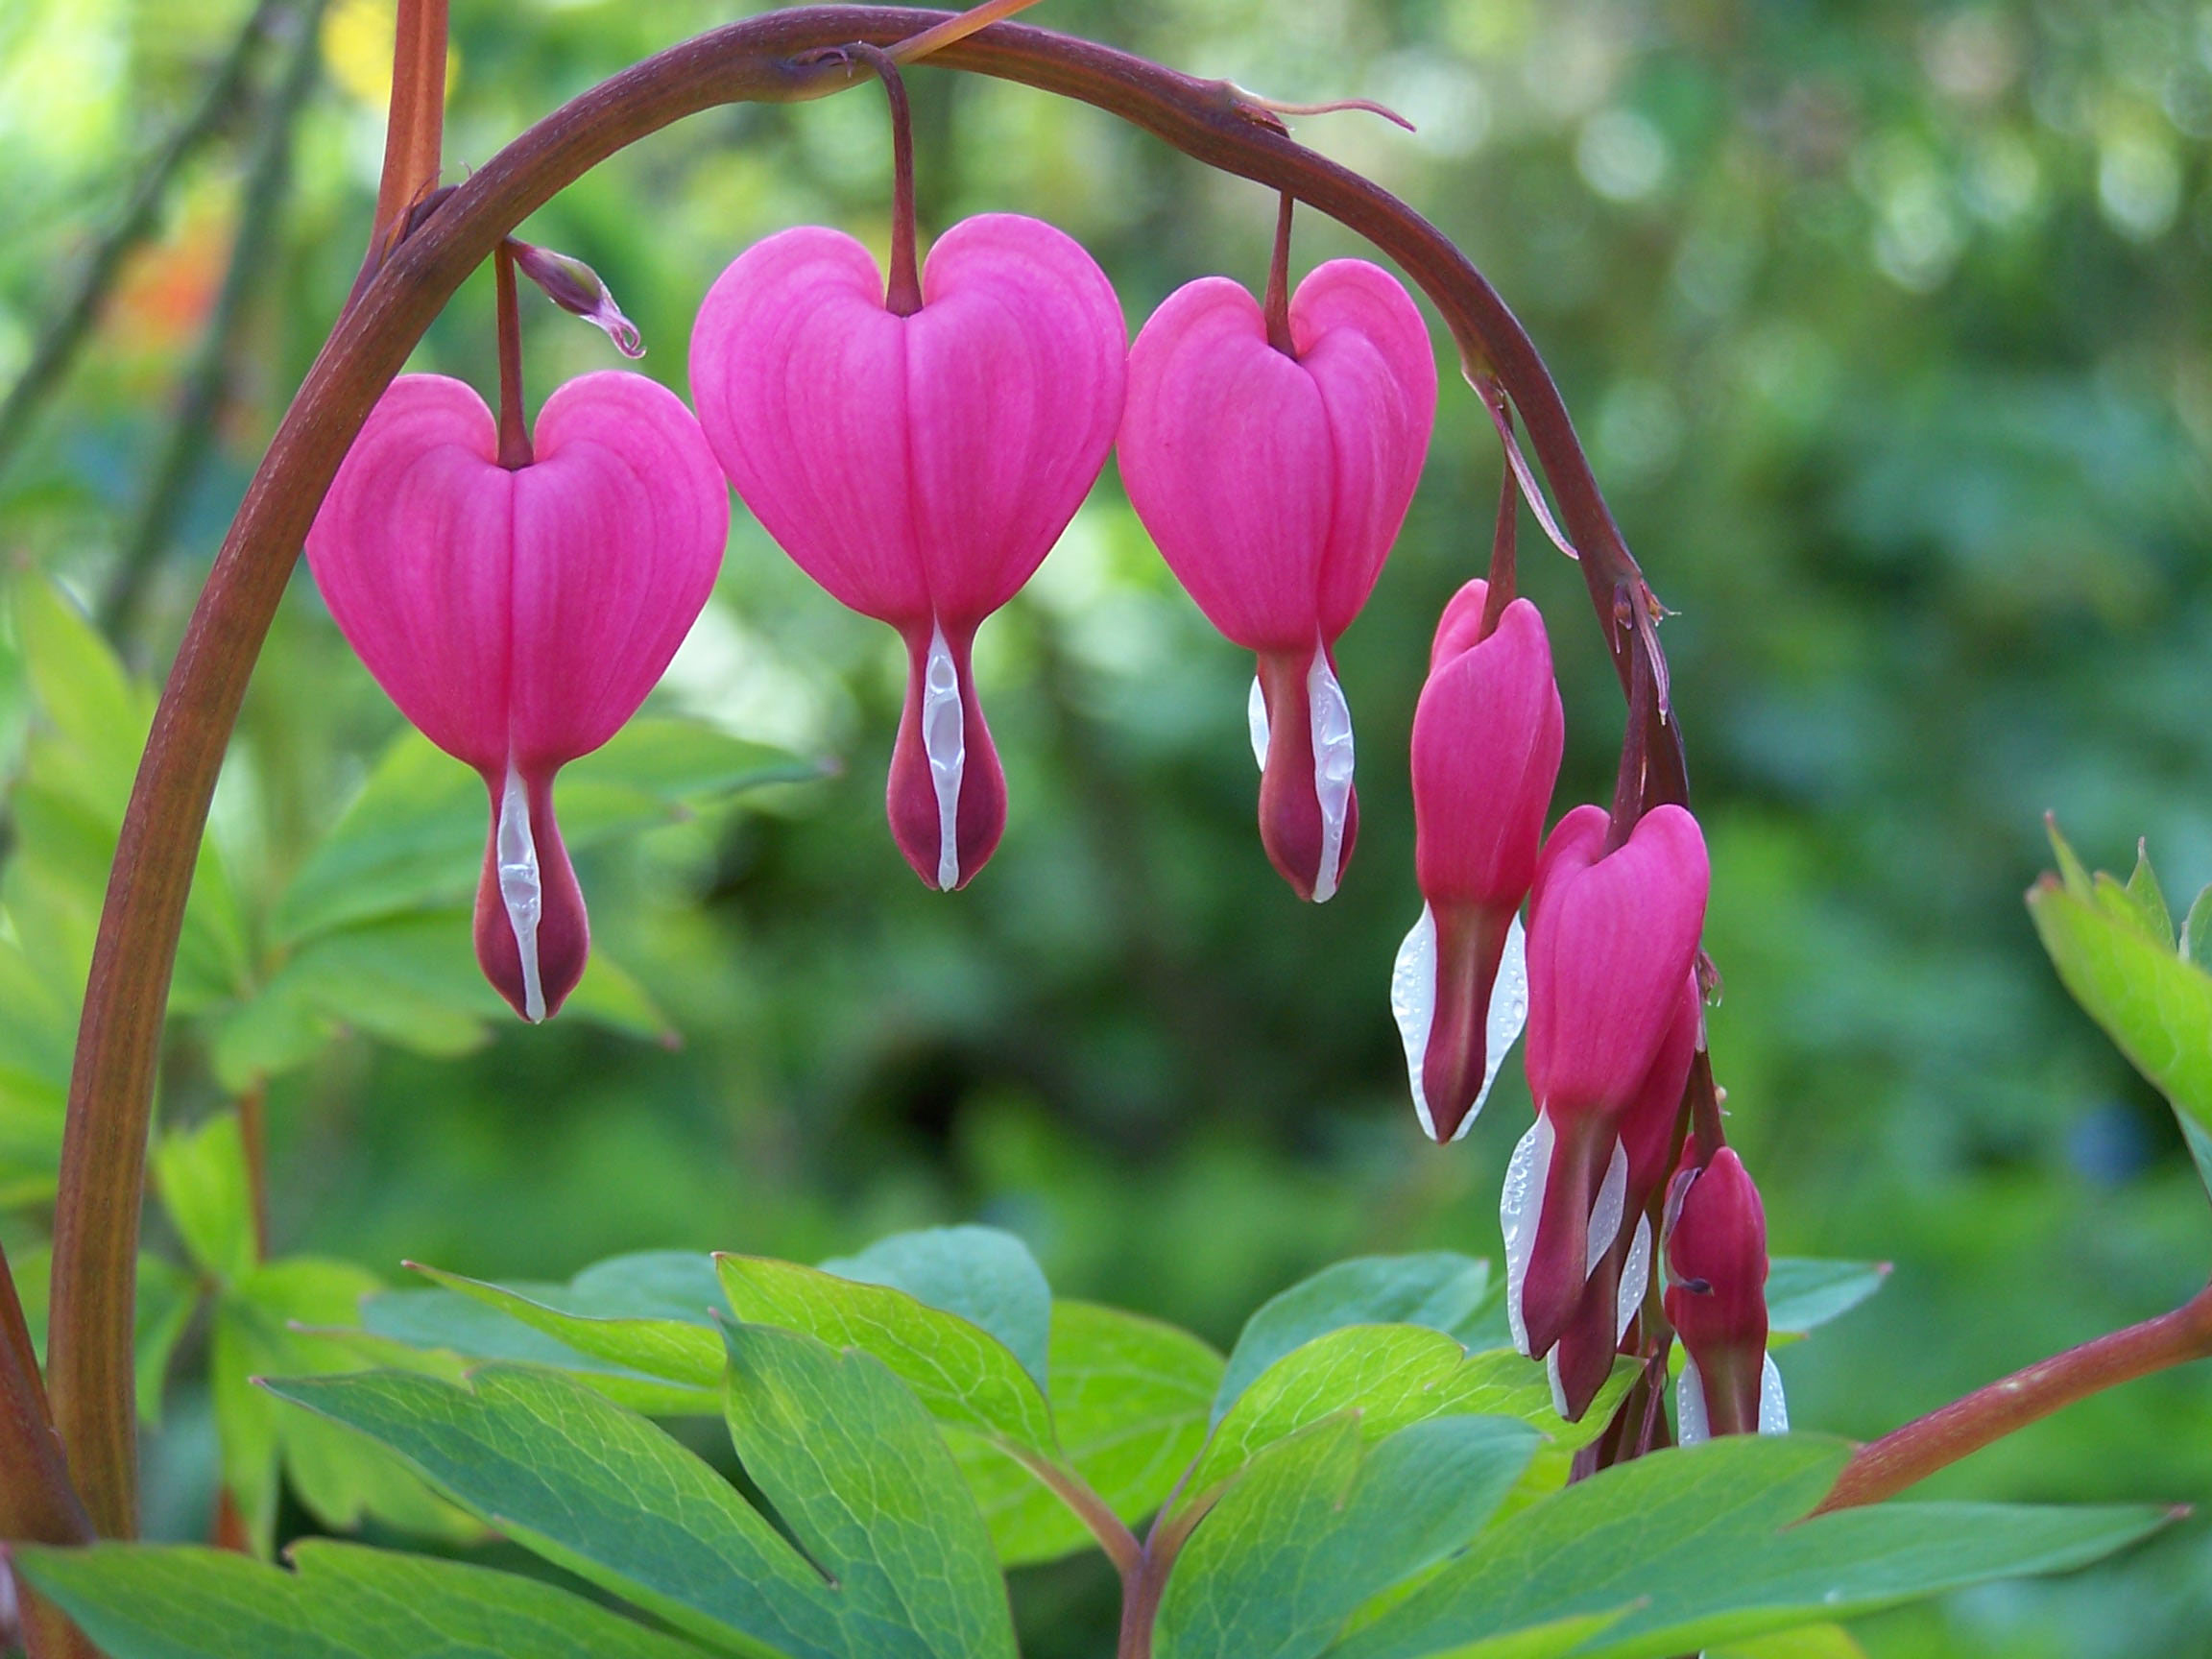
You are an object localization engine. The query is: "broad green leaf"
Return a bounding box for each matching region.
[721,1320,1018,1659]
[1711,1626,1869,1659]
[1214,1254,1493,1423]
[717,1252,1057,1455]
[213,1258,472,1555]
[266,1365,838,1659]
[17,1539,712,1659]
[12,1246,198,1426]
[2123,842,2175,949]
[1764,1260,1888,1341]
[271,721,822,946]
[1179,1326,1629,1518]
[1395,1616,1625,1659]
[950,1299,1222,1566]
[1330,1435,2172,1659]
[151,1111,255,1283]
[817,1226,1052,1389]
[407,1262,725,1393]
[0,931,77,1202]
[1156,1415,1539,1659]
[2185,882,2212,969]
[2028,877,2212,1133]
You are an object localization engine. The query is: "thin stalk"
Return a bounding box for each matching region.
[39,4,1682,1540]
[1603,603,1654,854]
[494,243,533,469]
[1819,1281,2212,1512]
[101,0,329,643]
[1477,405,1518,639]
[844,44,921,314]
[0,0,285,483]
[372,0,450,249]
[1262,191,1294,354]
[1006,1450,1140,1576]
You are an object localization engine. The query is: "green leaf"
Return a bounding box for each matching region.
[720,1319,1018,1659]
[716,1252,1057,1455]
[1710,1626,1870,1659]
[11,1246,199,1427]
[817,1226,1052,1390]
[1156,1414,1539,1659]
[267,1365,836,1659]
[2184,882,2212,970]
[1214,1254,1493,1423]
[151,1112,255,1283]
[1177,1326,1627,1519]
[2124,841,2176,950]
[271,721,822,947]
[2028,875,2212,1137]
[16,1539,715,1659]
[406,1262,725,1395]
[1329,1435,2172,1659]
[950,1299,1222,1567]
[1764,1259,1888,1341]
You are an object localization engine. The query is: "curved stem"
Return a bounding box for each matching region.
[842,44,922,315]
[44,5,1659,1536]
[1818,1280,2212,1513]
[1007,1449,1141,1576]
[1262,191,1294,355]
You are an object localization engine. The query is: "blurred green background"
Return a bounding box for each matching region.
[4,0,2212,1652]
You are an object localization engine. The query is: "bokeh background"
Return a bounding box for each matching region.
[5,0,2212,1652]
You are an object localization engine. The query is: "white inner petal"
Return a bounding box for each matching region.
[495,762,546,1023]
[1392,905,1439,1138]
[1501,1113,1554,1358]
[1759,1352,1790,1435]
[1586,1137,1629,1276]
[1676,1355,1710,1447]
[1246,675,1269,772]
[1307,650,1355,902]
[1484,916,1530,1114]
[1617,1214,1652,1341]
[1545,1349,1570,1422]
[922,622,966,892]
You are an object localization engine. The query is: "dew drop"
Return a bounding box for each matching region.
[1759,1351,1790,1435]
[1501,1113,1554,1358]
[495,763,546,1023]
[1484,916,1529,1108]
[1586,1136,1629,1276]
[1246,675,1269,773]
[1391,904,1440,1138]
[1676,1354,1710,1447]
[1617,1214,1651,1341]
[922,622,966,892]
[1307,651,1355,902]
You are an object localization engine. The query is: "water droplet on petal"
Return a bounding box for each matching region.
[1501,1113,1554,1357]
[1676,1354,1709,1446]
[1586,1136,1629,1275]
[1392,904,1439,1137]
[1246,675,1269,772]
[1617,1214,1651,1341]
[1307,650,1355,902]
[923,622,966,891]
[1482,915,1529,1111]
[1759,1351,1790,1434]
[495,763,547,1022]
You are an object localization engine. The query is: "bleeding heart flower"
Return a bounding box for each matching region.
[1503,802,1709,1359]
[1118,258,1436,902]
[1666,1142,1788,1441]
[1391,579,1563,1142]
[306,371,728,1022]
[688,213,1126,890]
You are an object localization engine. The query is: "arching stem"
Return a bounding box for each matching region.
[1477,393,1519,640]
[494,241,533,469]
[1263,190,1295,355]
[844,43,922,315]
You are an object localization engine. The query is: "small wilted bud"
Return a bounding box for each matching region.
[509,239,645,358]
[1665,1142,1788,1441]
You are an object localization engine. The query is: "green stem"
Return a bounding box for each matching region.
[1007,1449,1140,1576]
[41,4,1671,1540]
[1819,1280,2212,1512]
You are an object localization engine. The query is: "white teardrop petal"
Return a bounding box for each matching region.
[922,621,966,892]
[1586,1136,1629,1276]
[1480,915,1529,1115]
[1546,1349,1571,1422]
[1676,1355,1710,1447]
[1617,1215,1652,1341]
[1392,905,1440,1138]
[495,763,547,1023]
[1501,1113,1554,1358]
[1246,675,1269,772]
[1758,1352,1790,1435]
[1307,651,1355,902]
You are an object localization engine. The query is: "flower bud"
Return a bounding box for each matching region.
[509,240,645,358]
[1392,581,1563,1142]
[1665,1143,1788,1441]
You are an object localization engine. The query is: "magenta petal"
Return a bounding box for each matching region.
[885,621,1006,890]
[509,372,730,770]
[306,375,514,772]
[472,766,588,1022]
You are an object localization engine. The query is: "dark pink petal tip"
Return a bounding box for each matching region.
[886,623,1007,891]
[472,768,589,1022]
[1255,646,1359,902]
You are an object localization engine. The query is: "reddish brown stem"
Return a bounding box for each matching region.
[42,5,1672,1541]
[843,44,922,315]
[494,242,533,469]
[1819,1281,2212,1512]
[1477,414,1518,639]
[371,0,449,249]
[1263,191,1294,355]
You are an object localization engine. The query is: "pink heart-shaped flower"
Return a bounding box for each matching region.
[689,212,1126,889]
[306,370,729,1022]
[1118,259,1436,902]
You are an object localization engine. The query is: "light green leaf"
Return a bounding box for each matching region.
[2184,883,2212,969]
[1710,1625,1870,1659]
[721,1319,1018,1659]
[271,721,823,947]
[817,1226,1052,1390]
[16,1539,715,1659]
[266,1365,837,1659]
[2123,842,2175,950]
[152,1112,255,1283]
[1156,1414,1539,1659]
[1214,1254,1493,1424]
[406,1262,725,1394]
[1764,1260,1888,1341]
[1178,1326,1627,1519]
[950,1299,1222,1567]
[717,1252,1057,1455]
[1330,1435,2172,1659]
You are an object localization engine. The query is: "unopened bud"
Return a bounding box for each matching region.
[509,240,645,358]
